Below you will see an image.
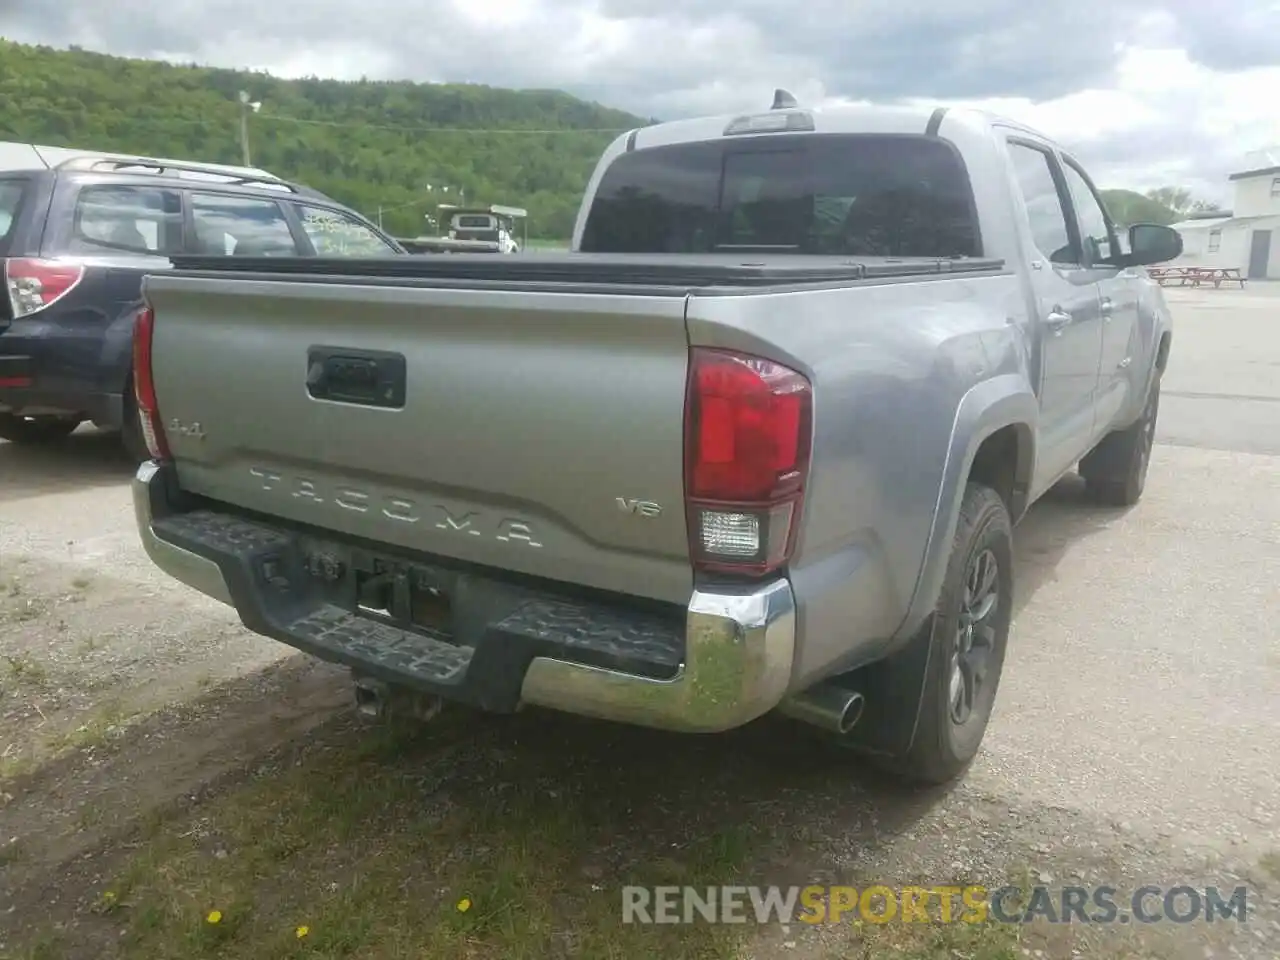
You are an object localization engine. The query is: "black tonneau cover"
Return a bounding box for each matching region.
[166,252,1006,288]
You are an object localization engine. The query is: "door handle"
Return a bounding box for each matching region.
[1046,310,1072,335]
[1100,296,1113,321]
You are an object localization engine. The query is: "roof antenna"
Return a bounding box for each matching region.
[771,88,798,110]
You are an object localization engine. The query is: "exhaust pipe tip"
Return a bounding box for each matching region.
[778,683,864,735]
[836,692,864,733]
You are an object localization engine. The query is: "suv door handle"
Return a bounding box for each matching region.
[1046,310,1072,335]
[1100,296,1113,320]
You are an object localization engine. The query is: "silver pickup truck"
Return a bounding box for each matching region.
[131,98,1181,784]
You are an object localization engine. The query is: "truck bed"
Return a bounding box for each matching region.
[166,252,1006,289]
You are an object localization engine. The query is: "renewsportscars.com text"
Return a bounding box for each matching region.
[621,884,1249,926]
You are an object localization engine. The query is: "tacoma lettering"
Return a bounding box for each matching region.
[246,467,540,545]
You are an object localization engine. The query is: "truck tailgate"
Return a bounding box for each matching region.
[142,275,694,605]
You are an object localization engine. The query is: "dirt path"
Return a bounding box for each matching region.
[0,658,348,915]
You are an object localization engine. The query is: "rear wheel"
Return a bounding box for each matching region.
[0,413,81,445]
[875,482,1014,785]
[1080,375,1160,507]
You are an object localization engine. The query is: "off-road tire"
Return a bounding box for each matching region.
[879,482,1014,785]
[1080,375,1161,507]
[0,413,81,445]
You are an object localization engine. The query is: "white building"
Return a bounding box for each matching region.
[1169,147,1280,280]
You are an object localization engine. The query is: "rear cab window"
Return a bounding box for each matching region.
[580,134,982,258]
[189,193,301,256]
[295,204,398,256]
[62,183,183,256]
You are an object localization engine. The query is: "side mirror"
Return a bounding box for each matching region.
[1125,223,1182,266]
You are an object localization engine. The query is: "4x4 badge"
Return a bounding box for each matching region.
[168,418,205,440]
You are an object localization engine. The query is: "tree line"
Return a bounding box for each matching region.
[1099,187,1222,228]
[0,40,647,239]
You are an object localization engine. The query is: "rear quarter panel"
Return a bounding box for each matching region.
[687,272,1033,687]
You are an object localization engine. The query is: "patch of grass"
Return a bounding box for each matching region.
[48,702,137,753]
[849,918,1021,959]
[0,836,25,867]
[4,653,48,686]
[2,711,1217,960]
[5,931,68,960]
[76,801,108,830]
[0,752,40,783]
[0,595,50,624]
[40,715,765,960]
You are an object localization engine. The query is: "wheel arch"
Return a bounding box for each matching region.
[893,374,1037,645]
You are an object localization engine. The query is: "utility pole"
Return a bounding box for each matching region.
[237,91,261,166]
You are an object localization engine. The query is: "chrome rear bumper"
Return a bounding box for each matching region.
[133,460,796,733]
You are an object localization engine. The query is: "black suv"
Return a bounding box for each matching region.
[0,150,404,457]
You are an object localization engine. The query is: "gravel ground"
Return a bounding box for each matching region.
[0,284,1277,958]
[0,438,290,769]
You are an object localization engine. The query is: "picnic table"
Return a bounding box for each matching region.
[1146,266,1246,288]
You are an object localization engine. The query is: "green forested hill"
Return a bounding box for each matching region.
[0,40,650,238]
[1098,189,1180,227]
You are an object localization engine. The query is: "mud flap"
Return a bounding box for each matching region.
[833,615,935,758]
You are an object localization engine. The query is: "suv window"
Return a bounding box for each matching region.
[296,205,397,256]
[189,193,300,256]
[69,184,182,256]
[1006,142,1078,266]
[580,134,980,258]
[0,179,25,255]
[1060,159,1115,264]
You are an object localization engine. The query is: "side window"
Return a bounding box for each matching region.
[0,179,26,256]
[1006,142,1078,266]
[69,185,182,256]
[1060,160,1115,264]
[296,205,397,256]
[189,193,300,256]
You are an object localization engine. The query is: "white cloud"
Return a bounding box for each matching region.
[903,48,1280,202]
[2,0,1278,199]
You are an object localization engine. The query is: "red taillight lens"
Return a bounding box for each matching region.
[4,258,86,319]
[131,305,171,460]
[684,348,812,576]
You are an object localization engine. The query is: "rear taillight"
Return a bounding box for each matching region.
[684,348,813,576]
[131,305,171,460]
[4,258,86,319]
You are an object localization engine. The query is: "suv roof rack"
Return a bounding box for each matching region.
[54,154,301,193]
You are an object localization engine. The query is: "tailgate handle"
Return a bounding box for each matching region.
[306,346,407,409]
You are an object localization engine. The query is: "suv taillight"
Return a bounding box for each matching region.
[684,348,813,576]
[4,258,86,319]
[132,305,171,460]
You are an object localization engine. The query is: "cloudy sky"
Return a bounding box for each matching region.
[3,0,1279,202]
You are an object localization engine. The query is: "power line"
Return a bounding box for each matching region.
[259,113,631,136]
[18,110,630,137]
